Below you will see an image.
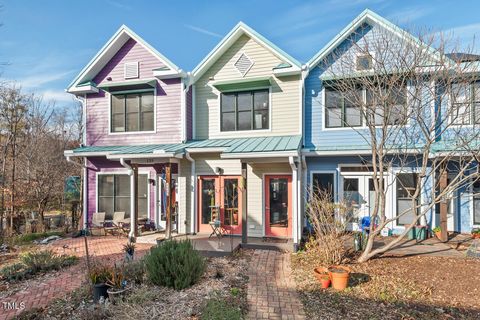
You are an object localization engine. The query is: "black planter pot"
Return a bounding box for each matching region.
[93,283,109,302]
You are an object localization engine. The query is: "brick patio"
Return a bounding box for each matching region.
[0,236,153,320]
[247,250,305,320]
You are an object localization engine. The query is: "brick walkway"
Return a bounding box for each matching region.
[247,250,305,320]
[1,236,153,320]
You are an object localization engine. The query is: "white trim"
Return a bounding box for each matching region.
[68,85,99,95]
[180,77,186,142]
[185,147,226,153]
[220,151,299,159]
[95,169,151,221]
[108,88,157,135]
[192,85,196,139]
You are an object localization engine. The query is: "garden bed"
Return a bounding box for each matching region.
[15,250,250,320]
[292,251,480,319]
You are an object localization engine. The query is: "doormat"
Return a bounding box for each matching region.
[262,237,288,243]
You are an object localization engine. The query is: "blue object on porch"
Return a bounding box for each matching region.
[360,216,371,232]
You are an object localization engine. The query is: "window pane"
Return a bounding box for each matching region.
[237,92,252,112]
[98,197,114,220]
[126,95,139,113]
[452,103,471,125]
[112,114,125,132]
[138,175,148,198]
[98,175,114,196]
[221,94,235,112]
[141,111,154,131]
[115,197,130,218]
[115,175,130,197]
[141,93,154,112]
[138,199,148,219]
[452,83,470,104]
[254,91,268,110]
[221,112,235,131]
[112,95,124,114]
[254,110,268,129]
[326,107,342,127]
[344,89,362,126]
[127,112,139,131]
[312,173,334,202]
[396,173,418,225]
[237,111,252,130]
[474,102,480,124]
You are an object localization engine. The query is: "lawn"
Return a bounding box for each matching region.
[292,252,480,319]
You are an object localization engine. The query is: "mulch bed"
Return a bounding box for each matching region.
[292,251,480,319]
[14,250,251,320]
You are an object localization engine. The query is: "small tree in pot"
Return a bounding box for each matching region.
[88,264,112,303]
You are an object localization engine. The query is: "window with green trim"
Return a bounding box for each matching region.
[451,82,480,125]
[111,91,154,132]
[221,89,269,131]
[325,87,362,128]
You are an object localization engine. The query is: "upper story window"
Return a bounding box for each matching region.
[451,82,480,125]
[111,91,154,132]
[221,89,269,131]
[366,85,407,126]
[325,83,407,129]
[325,87,362,128]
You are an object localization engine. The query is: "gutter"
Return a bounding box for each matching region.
[185,152,196,234]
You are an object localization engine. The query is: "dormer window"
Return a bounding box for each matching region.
[356,54,373,71]
[124,62,139,79]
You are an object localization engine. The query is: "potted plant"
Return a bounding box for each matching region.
[432,226,442,239]
[88,264,112,303]
[328,265,351,291]
[106,266,129,304]
[313,267,330,288]
[472,228,480,239]
[123,242,135,262]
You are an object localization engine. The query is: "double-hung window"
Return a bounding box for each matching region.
[325,87,362,128]
[111,91,154,132]
[366,84,407,126]
[98,174,148,219]
[451,82,480,125]
[473,179,480,225]
[311,173,335,203]
[221,89,269,131]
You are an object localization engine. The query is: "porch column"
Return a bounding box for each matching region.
[129,165,139,242]
[439,167,448,242]
[82,158,88,231]
[165,163,172,239]
[241,162,248,244]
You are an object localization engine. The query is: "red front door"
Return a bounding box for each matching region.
[265,175,292,237]
[198,176,242,235]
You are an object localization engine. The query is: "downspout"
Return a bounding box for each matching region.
[185,151,196,234]
[289,156,299,251]
[182,72,193,143]
[120,158,135,240]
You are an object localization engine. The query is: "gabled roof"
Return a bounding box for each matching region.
[66,25,183,93]
[192,22,302,82]
[307,9,450,69]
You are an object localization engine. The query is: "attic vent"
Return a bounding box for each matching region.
[124,62,139,79]
[234,53,254,77]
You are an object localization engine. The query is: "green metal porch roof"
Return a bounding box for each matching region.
[211,76,272,92]
[97,79,157,92]
[187,135,302,154]
[70,143,186,155]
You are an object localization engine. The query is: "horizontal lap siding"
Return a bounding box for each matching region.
[194,153,242,175]
[195,34,301,139]
[86,39,182,146]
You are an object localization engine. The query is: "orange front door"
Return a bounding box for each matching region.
[198,176,242,235]
[265,175,292,237]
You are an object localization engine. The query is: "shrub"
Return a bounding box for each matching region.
[201,296,242,320]
[0,263,30,282]
[122,259,145,284]
[144,239,205,290]
[20,250,77,273]
[14,231,64,244]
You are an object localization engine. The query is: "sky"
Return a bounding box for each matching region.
[0,0,479,108]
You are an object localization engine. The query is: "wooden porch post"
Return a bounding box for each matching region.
[241,162,248,244]
[165,163,172,239]
[439,167,448,242]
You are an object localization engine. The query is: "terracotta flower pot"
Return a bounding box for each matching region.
[313,267,329,282]
[434,231,442,239]
[319,276,331,289]
[328,265,351,291]
[472,233,480,239]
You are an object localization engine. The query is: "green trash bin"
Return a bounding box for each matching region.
[407,227,416,240]
[416,226,427,241]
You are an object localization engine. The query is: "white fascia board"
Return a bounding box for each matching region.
[64,151,112,157]
[220,151,299,159]
[273,68,302,77]
[66,85,99,95]
[184,147,226,153]
[107,153,177,160]
[153,69,187,79]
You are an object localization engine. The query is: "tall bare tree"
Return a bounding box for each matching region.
[317,25,480,262]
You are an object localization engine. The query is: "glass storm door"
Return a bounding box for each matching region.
[197,176,242,234]
[265,175,292,237]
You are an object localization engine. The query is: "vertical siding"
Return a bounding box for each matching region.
[86,38,182,146]
[194,34,301,139]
